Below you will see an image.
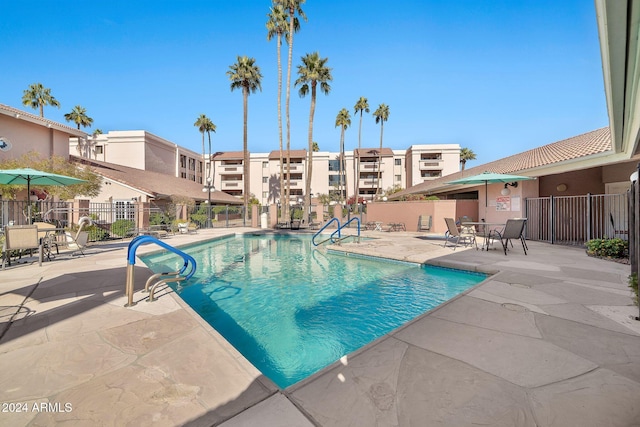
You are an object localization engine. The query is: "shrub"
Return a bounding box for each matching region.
[630,273,638,306]
[111,219,135,238]
[585,238,629,258]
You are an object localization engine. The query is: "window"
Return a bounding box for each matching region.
[263,161,269,168]
[180,172,186,178]
[262,177,268,183]
[188,158,196,171]
[95,145,103,154]
[395,174,402,182]
[394,158,401,166]
[262,191,269,199]
[114,200,135,220]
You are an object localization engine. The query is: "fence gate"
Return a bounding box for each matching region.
[525,193,628,245]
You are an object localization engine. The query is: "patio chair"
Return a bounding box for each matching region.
[34,221,60,260]
[64,229,89,256]
[2,225,40,269]
[443,217,475,250]
[491,218,528,255]
[418,215,432,231]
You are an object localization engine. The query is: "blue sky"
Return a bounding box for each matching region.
[1,0,607,167]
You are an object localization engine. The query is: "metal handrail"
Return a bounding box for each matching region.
[331,217,361,244]
[125,235,197,307]
[312,218,341,246]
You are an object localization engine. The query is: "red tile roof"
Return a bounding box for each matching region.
[354,147,395,157]
[268,149,308,159]
[71,156,242,204]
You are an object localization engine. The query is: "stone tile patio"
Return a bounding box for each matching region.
[0,228,638,426]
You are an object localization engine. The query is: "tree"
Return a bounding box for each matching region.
[64,105,94,130]
[295,51,332,222]
[335,108,351,202]
[373,103,390,197]
[312,141,319,152]
[460,147,477,171]
[194,114,216,178]
[353,96,369,212]
[227,56,263,222]
[0,152,101,200]
[267,3,296,220]
[275,0,306,218]
[22,83,60,117]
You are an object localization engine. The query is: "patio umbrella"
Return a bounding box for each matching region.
[447,171,535,219]
[0,168,87,224]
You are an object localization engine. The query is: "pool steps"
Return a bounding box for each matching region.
[312,217,361,246]
[124,235,197,307]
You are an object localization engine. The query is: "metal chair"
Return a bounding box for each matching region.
[443,217,475,250]
[491,218,528,255]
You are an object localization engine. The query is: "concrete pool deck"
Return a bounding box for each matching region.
[0,228,639,426]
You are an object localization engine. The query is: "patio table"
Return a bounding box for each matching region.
[461,221,505,251]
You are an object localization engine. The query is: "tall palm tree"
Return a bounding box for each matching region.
[276,0,306,214]
[266,3,295,220]
[295,52,332,219]
[460,147,477,171]
[194,114,216,178]
[22,83,60,117]
[312,141,319,152]
[353,97,369,212]
[64,105,94,130]
[335,108,351,202]
[227,56,263,221]
[373,103,390,198]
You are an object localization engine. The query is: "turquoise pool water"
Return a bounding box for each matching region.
[139,234,486,388]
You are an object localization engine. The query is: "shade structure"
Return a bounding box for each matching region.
[447,171,535,219]
[0,168,87,224]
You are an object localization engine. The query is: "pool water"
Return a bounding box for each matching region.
[139,234,486,388]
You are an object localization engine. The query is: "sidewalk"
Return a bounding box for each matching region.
[0,229,638,426]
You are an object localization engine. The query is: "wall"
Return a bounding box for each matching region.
[365,199,478,233]
[538,167,604,197]
[0,115,71,160]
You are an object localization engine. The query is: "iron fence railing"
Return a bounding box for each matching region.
[525,193,628,245]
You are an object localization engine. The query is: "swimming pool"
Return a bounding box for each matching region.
[139,234,486,388]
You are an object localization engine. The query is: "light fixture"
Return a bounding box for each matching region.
[382,196,388,202]
[556,183,568,192]
[501,182,518,196]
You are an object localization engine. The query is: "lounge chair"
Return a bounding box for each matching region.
[64,230,89,256]
[491,218,528,255]
[418,215,432,231]
[178,222,198,234]
[2,225,40,269]
[443,217,475,250]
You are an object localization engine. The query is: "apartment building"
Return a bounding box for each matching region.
[70,130,206,184]
[70,130,460,206]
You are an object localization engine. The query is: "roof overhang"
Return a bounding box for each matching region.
[595,0,640,157]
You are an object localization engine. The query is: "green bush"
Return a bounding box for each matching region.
[111,219,135,238]
[630,273,638,306]
[585,238,629,258]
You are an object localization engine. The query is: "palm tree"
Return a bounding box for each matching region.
[64,105,93,130]
[460,147,477,171]
[373,103,390,197]
[194,114,216,178]
[353,97,369,212]
[227,56,263,222]
[312,141,319,152]
[266,3,295,220]
[335,108,351,202]
[22,83,60,117]
[295,52,332,219]
[275,0,306,214]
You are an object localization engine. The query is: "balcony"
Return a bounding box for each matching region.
[361,163,381,171]
[222,181,243,189]
[220,166,241,174]
[420,161,442,169]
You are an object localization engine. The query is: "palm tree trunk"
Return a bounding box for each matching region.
[207,132,212,178]
[243,86,249,222]
[377,122,383,197]
[356,111,363,212]
[277,34,285,221]
[285,6,295,222]
[306,83,317,223]
[339,130,344,203]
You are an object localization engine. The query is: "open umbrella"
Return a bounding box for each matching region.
[447,171,535,219]
[0,168,87,224]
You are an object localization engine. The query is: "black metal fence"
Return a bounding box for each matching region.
[525,193,629,245]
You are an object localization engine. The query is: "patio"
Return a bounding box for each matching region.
[0,228,638,426]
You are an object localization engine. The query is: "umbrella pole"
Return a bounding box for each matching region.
[27,178,31,225]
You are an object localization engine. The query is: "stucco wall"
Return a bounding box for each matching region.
[365,199,478,233]
[538,167,604,196]
[0,115,71,160]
